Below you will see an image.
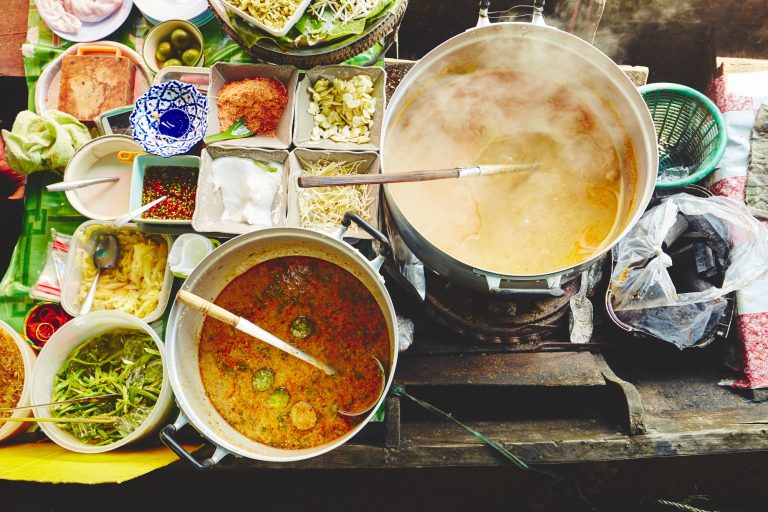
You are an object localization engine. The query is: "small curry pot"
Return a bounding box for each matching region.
[161,214,398,467]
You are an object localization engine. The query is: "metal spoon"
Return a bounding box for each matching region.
[337,356,386,417]
[79,234,120,315]
[113,196,167,228]
[47,177,119,192]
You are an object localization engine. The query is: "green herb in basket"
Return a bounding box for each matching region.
[51,329,163,446]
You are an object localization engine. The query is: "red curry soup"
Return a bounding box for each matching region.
[199,256,390,450]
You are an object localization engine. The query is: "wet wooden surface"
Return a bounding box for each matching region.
[195,340,768,470]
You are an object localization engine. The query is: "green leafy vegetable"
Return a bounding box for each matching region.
[51,329,163,446]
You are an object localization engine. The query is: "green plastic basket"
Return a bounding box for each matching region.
[639,82,727,189]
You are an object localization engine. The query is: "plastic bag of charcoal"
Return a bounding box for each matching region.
[608,193,768,348]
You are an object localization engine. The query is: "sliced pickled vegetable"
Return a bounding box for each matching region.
[290,401,317,431]
[267,387,290,409]
[290,316,316,339]
[252,368,274,392]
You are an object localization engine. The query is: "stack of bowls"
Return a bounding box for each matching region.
[135,0,214,27]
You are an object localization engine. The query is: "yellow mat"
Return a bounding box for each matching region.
[0,442,202,484]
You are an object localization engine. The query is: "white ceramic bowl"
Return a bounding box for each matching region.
[63,135,144,221]
[0,320,36,443]
[143,20,205,74]
[30,311,174,453]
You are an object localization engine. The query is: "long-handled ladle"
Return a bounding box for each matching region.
[176,290,337,376]
[298,163,538,188]
[176,291,390,417]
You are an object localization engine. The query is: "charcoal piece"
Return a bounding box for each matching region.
[679,231,708,241]
[686,213,732,262]
[695,244,716,278]
[668,241,696,258]
[669,248,714,293]
[662,213,689,250]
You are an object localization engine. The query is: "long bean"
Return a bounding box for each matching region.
[50,329,163,445]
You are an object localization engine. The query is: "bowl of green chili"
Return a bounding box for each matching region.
[29,311,174,453]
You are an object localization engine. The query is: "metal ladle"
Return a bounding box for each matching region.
[337,356,386,417]
[79,234,120,315]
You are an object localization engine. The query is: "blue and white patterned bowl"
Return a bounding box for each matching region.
[130,80,208,157]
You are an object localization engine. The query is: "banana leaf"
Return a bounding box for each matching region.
[228,0,398,50]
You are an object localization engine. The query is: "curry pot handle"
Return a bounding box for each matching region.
[336,212,392,272]
[483,273,566,297]
[160,414,230,470]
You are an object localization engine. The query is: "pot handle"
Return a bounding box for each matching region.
[482,273,565,297]
[160,413,230,470]
[335,212,392,272]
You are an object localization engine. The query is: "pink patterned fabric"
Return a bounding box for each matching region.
[706,75,754,113]
[706,66,768,389]
[732,313,768,389]
[709,175,747,201]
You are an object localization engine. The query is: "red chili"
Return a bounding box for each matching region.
[24,303,72,350]
[141,166,199,220]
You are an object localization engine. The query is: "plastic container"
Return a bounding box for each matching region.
[287,148,381,239]
[29,311,174,453]
[60,220,174,323]
[206,62,298,150]
[639,82,727,189]
[153,66,211,94]
[0,320,37,443]
[293,65,386,152]
[168,234,219,278]
[192,146,289,235]
[129,154,201,225]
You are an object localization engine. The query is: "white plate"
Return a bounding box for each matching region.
[134,0,208,23]
[34,0,134,43]
[35,41,152,118]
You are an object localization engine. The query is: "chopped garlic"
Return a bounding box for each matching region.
[307,75,376,144]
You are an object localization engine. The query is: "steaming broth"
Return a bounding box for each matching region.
[384,70,628,275]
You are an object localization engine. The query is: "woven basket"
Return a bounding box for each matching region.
[639,82,727,189]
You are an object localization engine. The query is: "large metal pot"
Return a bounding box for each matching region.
[381,22,657,296]
[160,216,398,467]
